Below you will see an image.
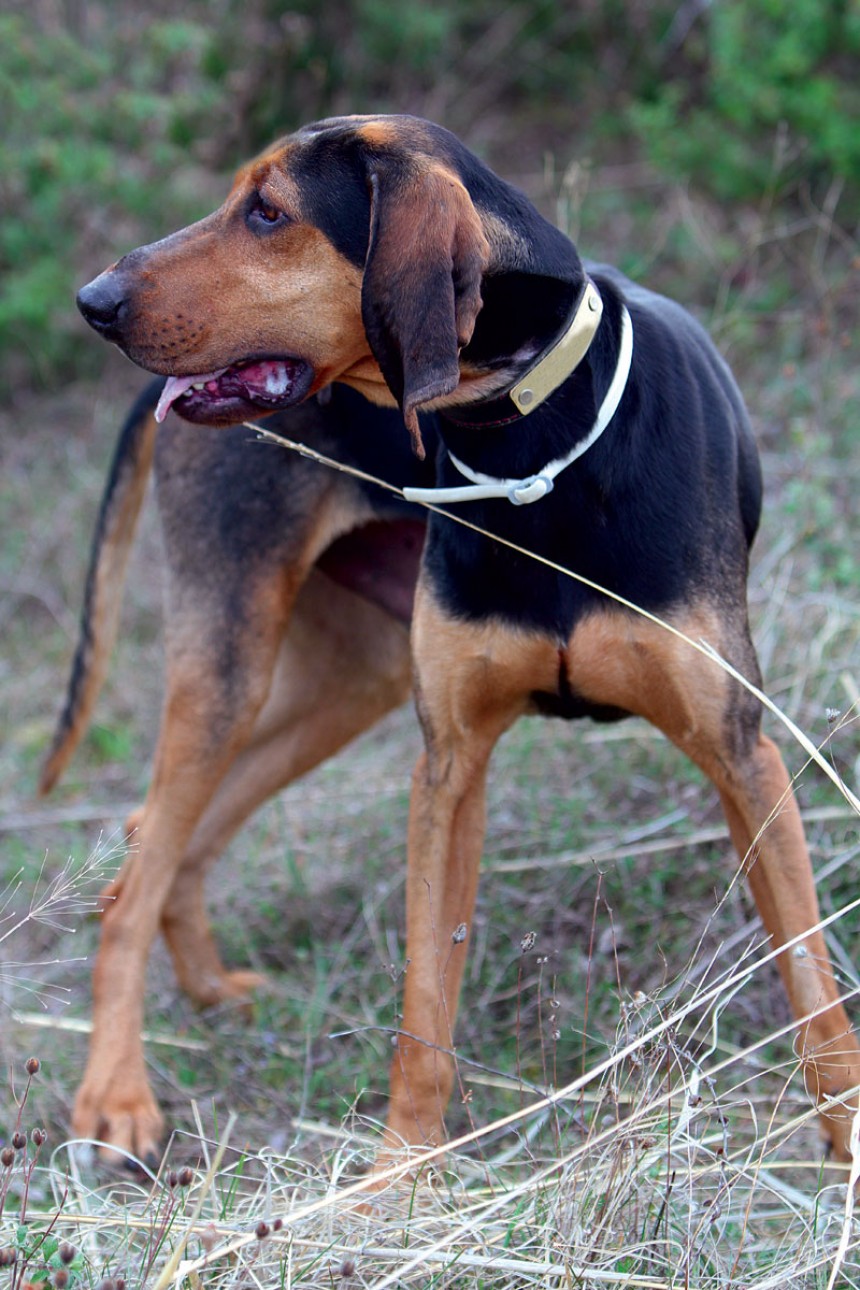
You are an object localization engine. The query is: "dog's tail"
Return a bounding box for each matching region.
[39,380,163,795]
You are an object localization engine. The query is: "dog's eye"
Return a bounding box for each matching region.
[248,196,288,229]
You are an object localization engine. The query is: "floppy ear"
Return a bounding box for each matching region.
[362,162,489,457]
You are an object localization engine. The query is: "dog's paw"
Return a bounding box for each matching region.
[185,967,267,1010]
[72,1074,165,1174]
[218,968,267,999]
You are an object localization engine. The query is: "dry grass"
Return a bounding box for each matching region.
[3,919,860,1287]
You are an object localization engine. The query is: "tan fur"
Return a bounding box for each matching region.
[119,204,372,397]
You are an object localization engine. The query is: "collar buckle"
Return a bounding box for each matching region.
[509,474,553,505]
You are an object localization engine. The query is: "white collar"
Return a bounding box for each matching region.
[403,299,633,507]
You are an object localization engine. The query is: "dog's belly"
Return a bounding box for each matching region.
[316,519,426,625]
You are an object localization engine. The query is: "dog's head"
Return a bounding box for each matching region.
[77,115,583,454]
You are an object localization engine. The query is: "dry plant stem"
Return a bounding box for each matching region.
[825,1102,860,1290]
[535,959,548,1118]
[0,1069,37,1222]
[438,939,484,1154]
[581,872,603,1081]
[515,954,525,1106]
[151,1111,236,1290]
[330,1024,546,1098]
[0,1067,58,1289]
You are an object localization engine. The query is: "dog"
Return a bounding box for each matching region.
[43,378,435,1164]
[74,113,860,1166]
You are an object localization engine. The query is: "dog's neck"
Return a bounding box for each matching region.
[450,277,602,429]
[404,279,632,502]
[463,266,581,366]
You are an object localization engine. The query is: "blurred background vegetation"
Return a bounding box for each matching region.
[2,0,859,400]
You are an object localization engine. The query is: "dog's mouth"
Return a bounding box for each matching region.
[155,357,313,424]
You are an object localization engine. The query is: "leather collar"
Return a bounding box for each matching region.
[444,278,603,430]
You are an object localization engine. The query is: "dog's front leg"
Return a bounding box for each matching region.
[383,740,491,1151]
[382,588,537,1154]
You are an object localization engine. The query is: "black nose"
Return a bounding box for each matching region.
[77,274,127,338]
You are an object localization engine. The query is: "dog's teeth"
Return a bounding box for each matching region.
[153,368,228,422]
[265,363,290,396]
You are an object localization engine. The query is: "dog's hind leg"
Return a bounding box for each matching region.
[159,570,413,1006]
[566,601,860,1164]
[713,748,860,1162]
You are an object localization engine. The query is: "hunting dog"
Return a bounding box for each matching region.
[73,113,859,1166]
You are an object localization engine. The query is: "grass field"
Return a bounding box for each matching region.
[1,163,858,1285]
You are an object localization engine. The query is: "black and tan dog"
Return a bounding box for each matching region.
[74,113,860,1166]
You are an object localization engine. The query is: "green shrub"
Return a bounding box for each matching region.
[632,0,860,207]
[0,12,222,396]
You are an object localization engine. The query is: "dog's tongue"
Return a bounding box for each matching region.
[154,361,301,422]
[155,370,226,422]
